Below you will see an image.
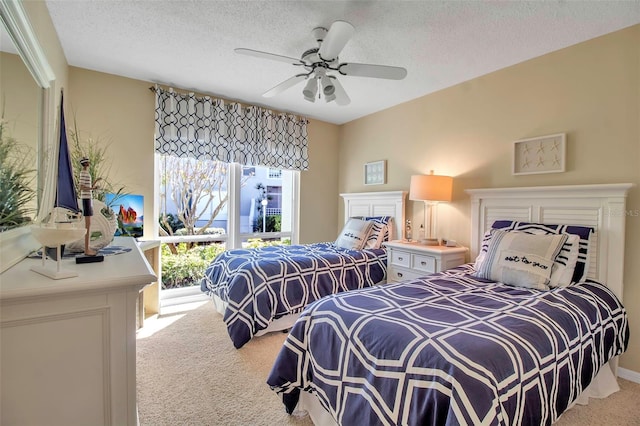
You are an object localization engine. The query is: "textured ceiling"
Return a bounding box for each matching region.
[40,1,640,125]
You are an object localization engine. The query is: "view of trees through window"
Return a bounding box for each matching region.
[157,154,295,289]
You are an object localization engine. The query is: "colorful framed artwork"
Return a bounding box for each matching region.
[364,160,386,185]
[104,193,144,238]
[513,133,566,175]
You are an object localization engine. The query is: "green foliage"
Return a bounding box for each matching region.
[0,122,36,231]
[161,238,291,289]
[160,242,225,289]
[253,214,281,232]
[245,238,291,249]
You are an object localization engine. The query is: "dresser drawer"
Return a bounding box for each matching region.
[412,254,436,274]
[390,250,411,268]
[387,266,423,283]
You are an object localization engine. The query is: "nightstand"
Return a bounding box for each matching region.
[383,240,468,283]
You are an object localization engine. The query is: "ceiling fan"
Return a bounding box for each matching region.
[235,20,408,106]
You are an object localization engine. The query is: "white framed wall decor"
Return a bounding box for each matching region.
[364,160,386,185]
[512,133,566,175]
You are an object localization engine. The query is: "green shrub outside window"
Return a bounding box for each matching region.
[161,237,291,289]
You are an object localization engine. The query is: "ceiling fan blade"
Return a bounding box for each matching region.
[263,74,307,98]
[340,62,408,80]
[331,78,350,106]
[318,20,355,61]
[235,48,302,65]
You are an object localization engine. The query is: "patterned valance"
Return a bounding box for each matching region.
[154,87,309,170]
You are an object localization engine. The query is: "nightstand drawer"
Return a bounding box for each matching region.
[390,250,411,268]
[412,254,435,273]
[387,266,423,283]
[383,241,468,283]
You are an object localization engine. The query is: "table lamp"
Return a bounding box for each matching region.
[409,171,453,245]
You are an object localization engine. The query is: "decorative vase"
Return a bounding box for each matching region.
[66,199,118,253]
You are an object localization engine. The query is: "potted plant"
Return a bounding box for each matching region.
[0,121,36,232]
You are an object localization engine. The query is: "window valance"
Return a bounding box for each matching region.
[154,87,309,170]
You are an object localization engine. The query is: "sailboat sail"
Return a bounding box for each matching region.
[55,93,80,213]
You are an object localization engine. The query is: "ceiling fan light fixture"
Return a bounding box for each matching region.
[302,77,318,102]
[324,92,336,103]
[321,74,335,96]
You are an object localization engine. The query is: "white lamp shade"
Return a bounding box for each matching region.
[409,174,453,202]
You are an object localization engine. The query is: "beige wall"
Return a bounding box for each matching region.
[67,68,156,238]
[66,68,341,242]
[339,25,640,372]
[300,120,340,243]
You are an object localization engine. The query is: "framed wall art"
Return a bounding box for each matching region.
[512,133,566,175]
[364,160,386,185]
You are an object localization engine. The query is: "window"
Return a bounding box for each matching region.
[157,154,299,290]
[153,87,307,295]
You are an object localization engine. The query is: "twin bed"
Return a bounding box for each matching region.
[266,183,633,425]
[200,191,406,348]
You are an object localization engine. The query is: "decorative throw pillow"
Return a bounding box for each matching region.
[475,229,568,290]
[335,218,374,250]
[534,232,579,287]
[475,230,577,287]
[478,220,593,284]
[362,216,394,249]
[473,229,494,270]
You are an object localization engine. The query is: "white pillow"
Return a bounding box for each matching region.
[475,230,568,290]
[480,221,593,284]
[476,229,580,288]
[335,218,373,250]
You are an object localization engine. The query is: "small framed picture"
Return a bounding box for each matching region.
[513,133,566,175]
[364,160,386,185]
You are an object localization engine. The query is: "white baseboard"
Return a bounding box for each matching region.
[618,368,640,384]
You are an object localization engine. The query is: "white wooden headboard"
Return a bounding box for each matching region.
[341,191,407,241]
[465,183,634,300]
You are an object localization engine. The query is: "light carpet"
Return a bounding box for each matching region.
[136,300,640,426]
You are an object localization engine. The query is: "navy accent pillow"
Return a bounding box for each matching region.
[362,216,394,249]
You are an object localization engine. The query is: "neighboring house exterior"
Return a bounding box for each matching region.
[161,165,288,233]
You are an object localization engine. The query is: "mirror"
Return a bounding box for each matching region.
[1,23,40,229]
[0,0,56,271]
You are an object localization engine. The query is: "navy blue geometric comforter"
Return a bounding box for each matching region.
[200,243,386,348]
[267,264,629,425]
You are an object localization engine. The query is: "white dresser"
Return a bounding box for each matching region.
[0,237,156,426]
[384,241,468,283]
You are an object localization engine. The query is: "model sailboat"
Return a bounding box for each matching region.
[30,92,86,279]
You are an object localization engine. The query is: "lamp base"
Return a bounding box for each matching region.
[419,238,439,246]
